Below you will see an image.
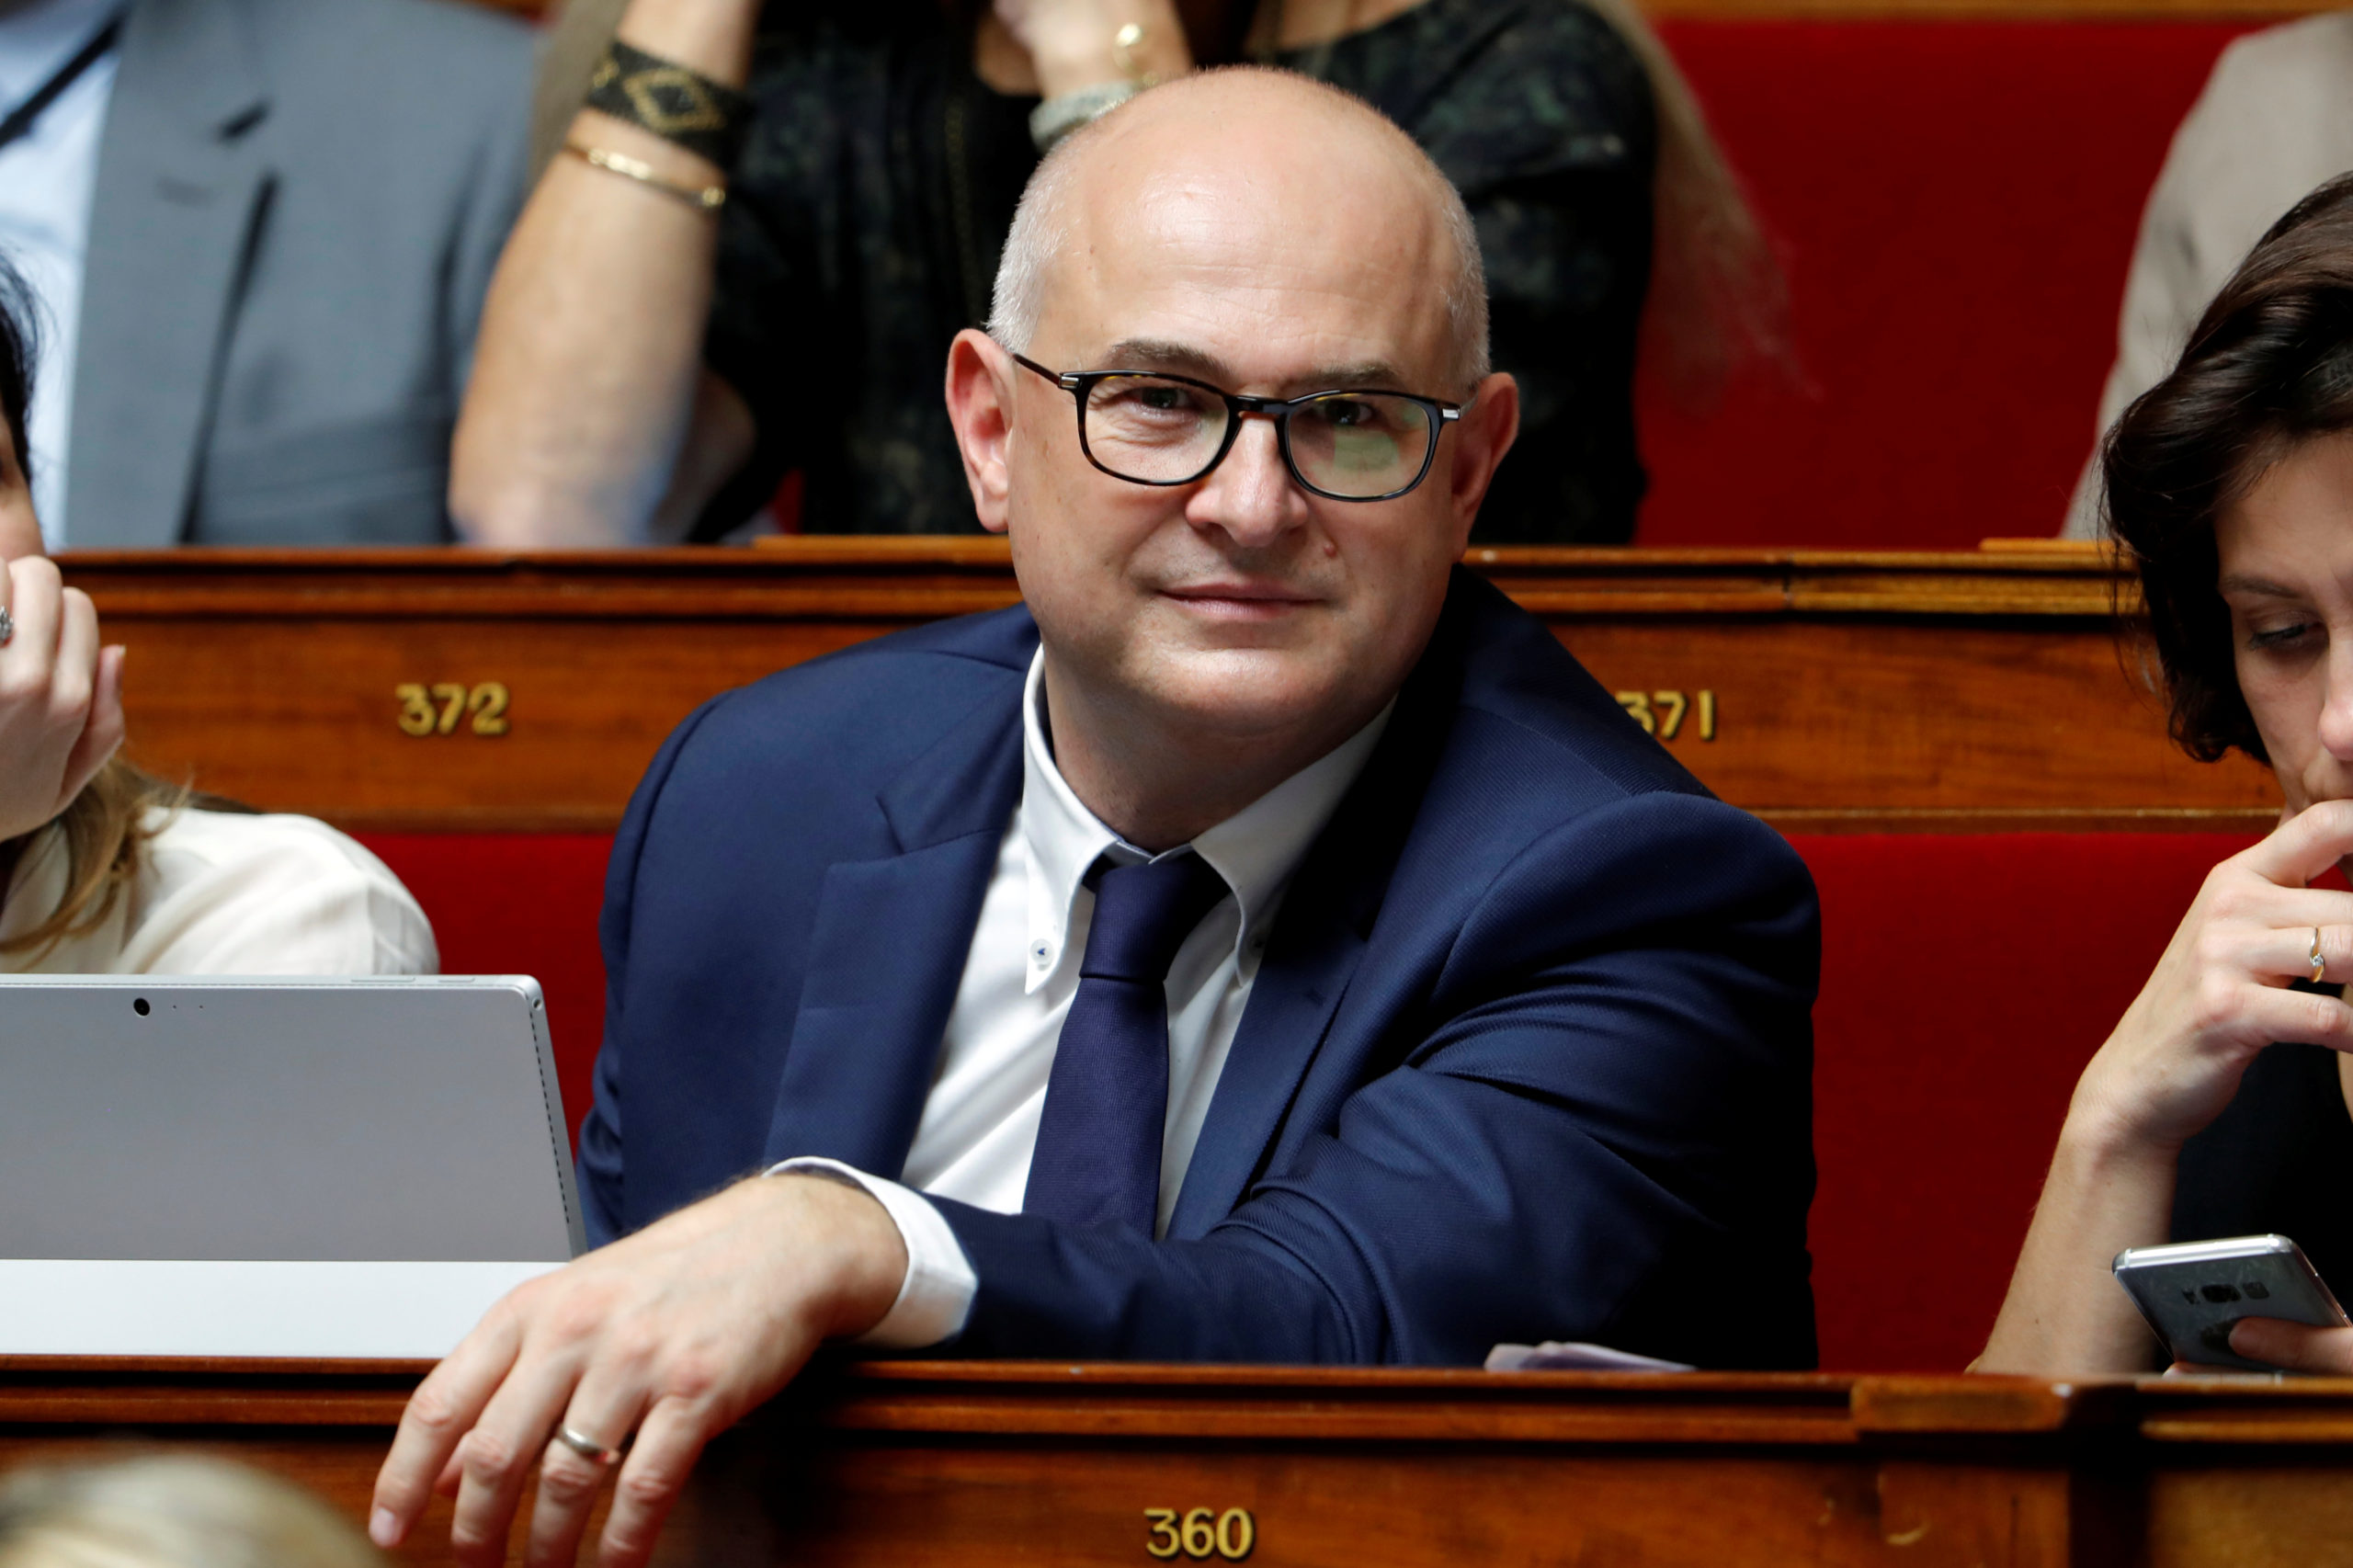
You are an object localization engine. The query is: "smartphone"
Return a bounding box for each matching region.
[2112,1234,2350,1371]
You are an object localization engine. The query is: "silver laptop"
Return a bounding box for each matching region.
[0,975,583,1358]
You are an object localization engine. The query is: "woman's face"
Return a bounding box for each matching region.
[2217,429,2353,816]
[0,420,40,560]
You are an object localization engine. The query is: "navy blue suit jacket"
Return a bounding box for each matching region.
[579,570,1820,1368]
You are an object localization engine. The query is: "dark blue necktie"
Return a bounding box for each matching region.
[1023,851,1232,1233]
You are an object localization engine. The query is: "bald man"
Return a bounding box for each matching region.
[370,70,1819,1568]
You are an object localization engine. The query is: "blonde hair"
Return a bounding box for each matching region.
[0,759,182,960]
[0,1457,383,1568]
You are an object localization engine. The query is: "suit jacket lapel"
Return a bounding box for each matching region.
[762,680,1027,1174]
[68,0,269,546]
[1167,584,1473,1239]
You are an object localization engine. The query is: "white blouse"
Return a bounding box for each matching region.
[0,808,437,975]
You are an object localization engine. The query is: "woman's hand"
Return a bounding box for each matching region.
[0,554,125,845]
[2226,1316,2353,1372]
[2068,801,2353,1157]
[1979,801,2353,1375]
[990,0,1193,99]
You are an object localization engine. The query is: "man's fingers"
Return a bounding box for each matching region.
[524,1440,621,1568]
[2229,1316,2353,1372]
[449,1347,599,1568]
[370,1312,529,1547]
[594,1397,709,1568]
[524,1381,650,1568]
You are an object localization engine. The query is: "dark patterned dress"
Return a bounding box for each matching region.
[702,0,1655,541]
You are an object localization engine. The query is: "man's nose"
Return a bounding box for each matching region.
[1188,415,1309,546]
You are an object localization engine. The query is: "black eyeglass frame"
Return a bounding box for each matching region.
[1012,352,1468,503]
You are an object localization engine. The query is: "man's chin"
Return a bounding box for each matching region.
[1131,648,1349,734]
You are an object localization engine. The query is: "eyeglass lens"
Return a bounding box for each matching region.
[1081,376,1435,499]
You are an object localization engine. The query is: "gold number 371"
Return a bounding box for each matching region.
[1616,688,1717,742]
[395,682,511,738]
[1144,1506,1254,1561]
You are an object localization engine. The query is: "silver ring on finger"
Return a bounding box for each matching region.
[2313,926,2328,987]
[553,1424,624,1468]
[0,605,12,646]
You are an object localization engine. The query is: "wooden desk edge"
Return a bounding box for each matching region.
[0,1360,2256,1446]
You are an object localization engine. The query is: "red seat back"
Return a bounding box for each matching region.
[1643,21,2263,548]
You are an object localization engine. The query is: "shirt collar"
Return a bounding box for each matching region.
[1017,648,1392,993]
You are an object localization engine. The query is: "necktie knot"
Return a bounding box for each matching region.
[1080,852,1232,984]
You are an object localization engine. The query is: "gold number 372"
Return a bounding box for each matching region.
[395,682,511,738]
[1144,1507,1254,1561]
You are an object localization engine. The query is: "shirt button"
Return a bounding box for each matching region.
[1031,940,1052,967]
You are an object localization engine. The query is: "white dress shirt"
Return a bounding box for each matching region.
[779,650,1390,1348]
[0,806,438,974]
[0,0,123,547]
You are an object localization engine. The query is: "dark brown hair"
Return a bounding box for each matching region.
[2105,172,2353,766]
[0,251,179,958]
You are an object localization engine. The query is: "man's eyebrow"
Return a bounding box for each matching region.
[1095,340,1413,392]
[1100,339,1233,380]
[2217,574,2308,599]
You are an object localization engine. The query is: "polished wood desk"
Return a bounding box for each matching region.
[60,540,2275,836]
[6,1360,2353,1566]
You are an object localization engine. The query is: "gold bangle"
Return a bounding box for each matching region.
[563,142,725,211]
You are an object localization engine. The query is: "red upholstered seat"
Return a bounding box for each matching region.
[1796,832,2251,1369]
[359,835,613,1162]
[362,828,2256,1370]
[1643,20,2264,548]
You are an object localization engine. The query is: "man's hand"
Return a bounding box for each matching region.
[369,1174,906,1568]
[0,554,125,844]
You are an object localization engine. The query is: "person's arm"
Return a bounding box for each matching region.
[0,555,124,847]
[448,0,763,548]
[1977,803,2353,1373]
[369,787,1818,1567]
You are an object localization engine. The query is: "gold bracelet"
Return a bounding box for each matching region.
[563,142,726,211]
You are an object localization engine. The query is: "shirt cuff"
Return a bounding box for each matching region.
[765,1158,977,1349]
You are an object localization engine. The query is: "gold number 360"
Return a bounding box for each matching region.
[395,682,511,738]
[1144,1507,1253,1561]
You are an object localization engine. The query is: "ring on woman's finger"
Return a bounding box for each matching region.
[0,605,12,646]
[552,1425,624,1468]
[2313,927,2328,986]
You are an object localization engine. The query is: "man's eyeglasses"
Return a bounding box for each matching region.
[1013,354,1467,503]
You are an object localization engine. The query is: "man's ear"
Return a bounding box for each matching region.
[945,329,1020,535]
[1446,370,1521,545]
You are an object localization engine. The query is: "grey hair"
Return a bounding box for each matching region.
[989,67,1491,392]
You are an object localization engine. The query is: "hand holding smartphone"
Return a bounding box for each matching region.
[2113,1234,2349,1372]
